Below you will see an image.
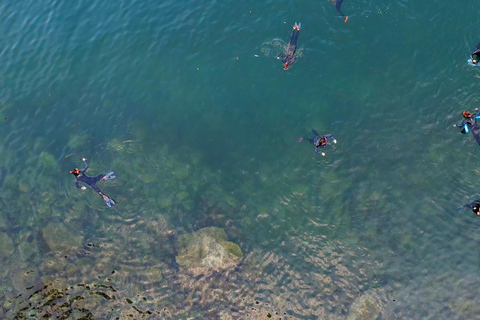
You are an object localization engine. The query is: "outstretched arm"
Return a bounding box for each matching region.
[324,134,336,141]
[314,147,326,156]
[81,158,89,173]
[324,134,338,143]
[75,180,82,189]
[455,119,467,128]
[474,108,480,118]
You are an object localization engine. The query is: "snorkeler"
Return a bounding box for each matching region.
[70,158,116,207]
[470,43,480,65]
[298,129,337,156]
[459,199,480,216]
[278,22,301,70]
[453,109,480,146]
[334,0,348,22]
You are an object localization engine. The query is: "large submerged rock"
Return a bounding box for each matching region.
[347,290,383,320]
[42,222,84,254]
[0,232,14,259]
[176,227,242,275]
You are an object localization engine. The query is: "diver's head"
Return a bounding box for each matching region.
[70,168,80,176]
[474,205,480,215]
[283,62,289,70]
[463,110,472,118]
[316,136,327,148]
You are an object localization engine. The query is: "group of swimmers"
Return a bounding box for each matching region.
[437,43,480,216]
[70,2,480,217]
[70,2,349,207]
[275,11,480,218]
[455,109,480,216]
[451,40,480,216]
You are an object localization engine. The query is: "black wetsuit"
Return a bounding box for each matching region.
[471,42,480,64]
[303,129,335,154]
[279,24,300,69]
[461,199,480,216]
[75,160,106,195]
[455,111,480,146]
[72,159,116,208]
[336,0,346,17]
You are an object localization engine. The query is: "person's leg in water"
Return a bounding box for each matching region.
[93,173,116,207]
[298,129,318,144]
[334,0,348,22]
[289,23,301,46]
[102,172,116,180]
[470,123,480,146]
[89,176,105,194]
[97,191,116,208]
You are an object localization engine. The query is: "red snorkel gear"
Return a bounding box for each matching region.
[321,137,327,146]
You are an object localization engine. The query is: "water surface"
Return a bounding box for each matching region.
[1,0,480,319]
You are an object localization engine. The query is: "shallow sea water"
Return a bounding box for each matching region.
[2,0,480,319]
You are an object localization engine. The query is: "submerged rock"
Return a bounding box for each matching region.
[176,227,243,275]
[42,222,84,254]
[67,133,89,150]
[347,290,383,320]
[38,151,58,171]
[0,232,14,259]
[18,239,39,262]
[449,297,480,319]
[146,267,163,283]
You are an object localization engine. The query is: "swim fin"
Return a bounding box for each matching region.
[103,172,116,180]
[102,194,116,207]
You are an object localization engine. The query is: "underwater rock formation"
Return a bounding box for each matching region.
[42,222,84,254]
[0,232,14,259]
[347,289,383,320]
[176,227,242,275]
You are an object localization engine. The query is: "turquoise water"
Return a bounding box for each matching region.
[2,0,480,318]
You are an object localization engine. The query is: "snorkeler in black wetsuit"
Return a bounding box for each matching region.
[70,158,116,207]
[299,129,337,156]
[470,43,480,65]
[334,0,348,22]
[453,109,480,146]
[279,22,301,70]
[460,199,480,216]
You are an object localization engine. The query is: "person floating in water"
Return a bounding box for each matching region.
[470,42,480,65]
[298,129,337,156]
[333,0,348,22]
[453,109,480,146]
[459,199,480,216]
[70,158,116,207]
[278,22,301,70]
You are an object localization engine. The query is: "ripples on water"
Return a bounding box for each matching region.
[1,0,480,318]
